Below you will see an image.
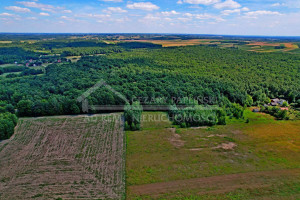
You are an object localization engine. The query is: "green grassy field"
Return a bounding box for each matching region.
[0,64,18,68]
[126,111,300,199]
[0,71,21,77]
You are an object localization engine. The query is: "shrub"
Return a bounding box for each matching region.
[0,112,18,140]
[282,101,288,107]
[169,102,225,127]
[124,101,143,131]
[227,103,244,119]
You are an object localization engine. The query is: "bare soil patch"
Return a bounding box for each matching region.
[188,148,203,151]
[213,142,237,150]
[168,128,185,148]
[129,169,300,197]
[191,126,209,130]
[207,134,226,138]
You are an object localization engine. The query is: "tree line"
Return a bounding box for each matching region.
[0,101,17,140]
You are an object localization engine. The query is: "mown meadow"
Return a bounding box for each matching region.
[126,111,300,199]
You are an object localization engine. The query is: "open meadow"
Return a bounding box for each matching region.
[126,111,300,199]
[0,114,126,200]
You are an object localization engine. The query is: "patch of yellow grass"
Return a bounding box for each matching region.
[0,41,12,44]
[66,56,81,63]
[283,43,298,49]
[122,39,217,47]
[245,120,300,159]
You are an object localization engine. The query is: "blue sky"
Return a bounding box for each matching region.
[0,0,299,36]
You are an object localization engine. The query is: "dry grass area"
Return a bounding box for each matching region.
[119,39,299,54]
[244,119,300,160]
[126,111,300,199]
[66,56,82,63]
[0,41,12,44]
[123,39,216,47]
[0,114,125,200]
[283,43,297,48]
[246,42,299,52]
[282,43,299,51]
[246,42,279,47]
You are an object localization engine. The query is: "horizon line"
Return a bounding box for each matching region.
[0,32,300,38]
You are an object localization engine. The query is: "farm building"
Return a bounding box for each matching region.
[270,98,288,106]
[271,102,278,106]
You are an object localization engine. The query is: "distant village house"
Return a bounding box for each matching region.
[270,98,288,107]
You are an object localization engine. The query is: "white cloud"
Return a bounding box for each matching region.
[17,1,54,9]
[105,7,127,13]
[182,0,220,5]
[40,8,53,12]
[100,0,123,2]
[60,16,82,22]
[63,10,72,13]
[271,3,281,7]
[0,13,15,17]
[221,7,249,15]
[40,12,50,16]
[178,12,225,22]
[161,10,179,16]
[78,13,111,20]
[184,13,193,17]
[127,2,159,11]
[244,10,282,18]
[271,3,286,7]
[5,6,31,13]
[139,14,160,22]
[17,1,66,13]
[177,17,192,22]
[177,0,183,4]
[188,5,202,9]
[94,14,111,18]
[241,7,249,11]
[193,13,210,19]
[214,0,241,9]
[221,9,240,15]
[194,13,225,22]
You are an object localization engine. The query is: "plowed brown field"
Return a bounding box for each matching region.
[0,114,125,200]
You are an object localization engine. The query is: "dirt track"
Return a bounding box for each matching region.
[129,169,300,197]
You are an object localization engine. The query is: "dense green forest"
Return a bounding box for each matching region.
[0,38,299,136]
[0,47,40,64]
[0,45,299,117]
[0,42,161,64]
